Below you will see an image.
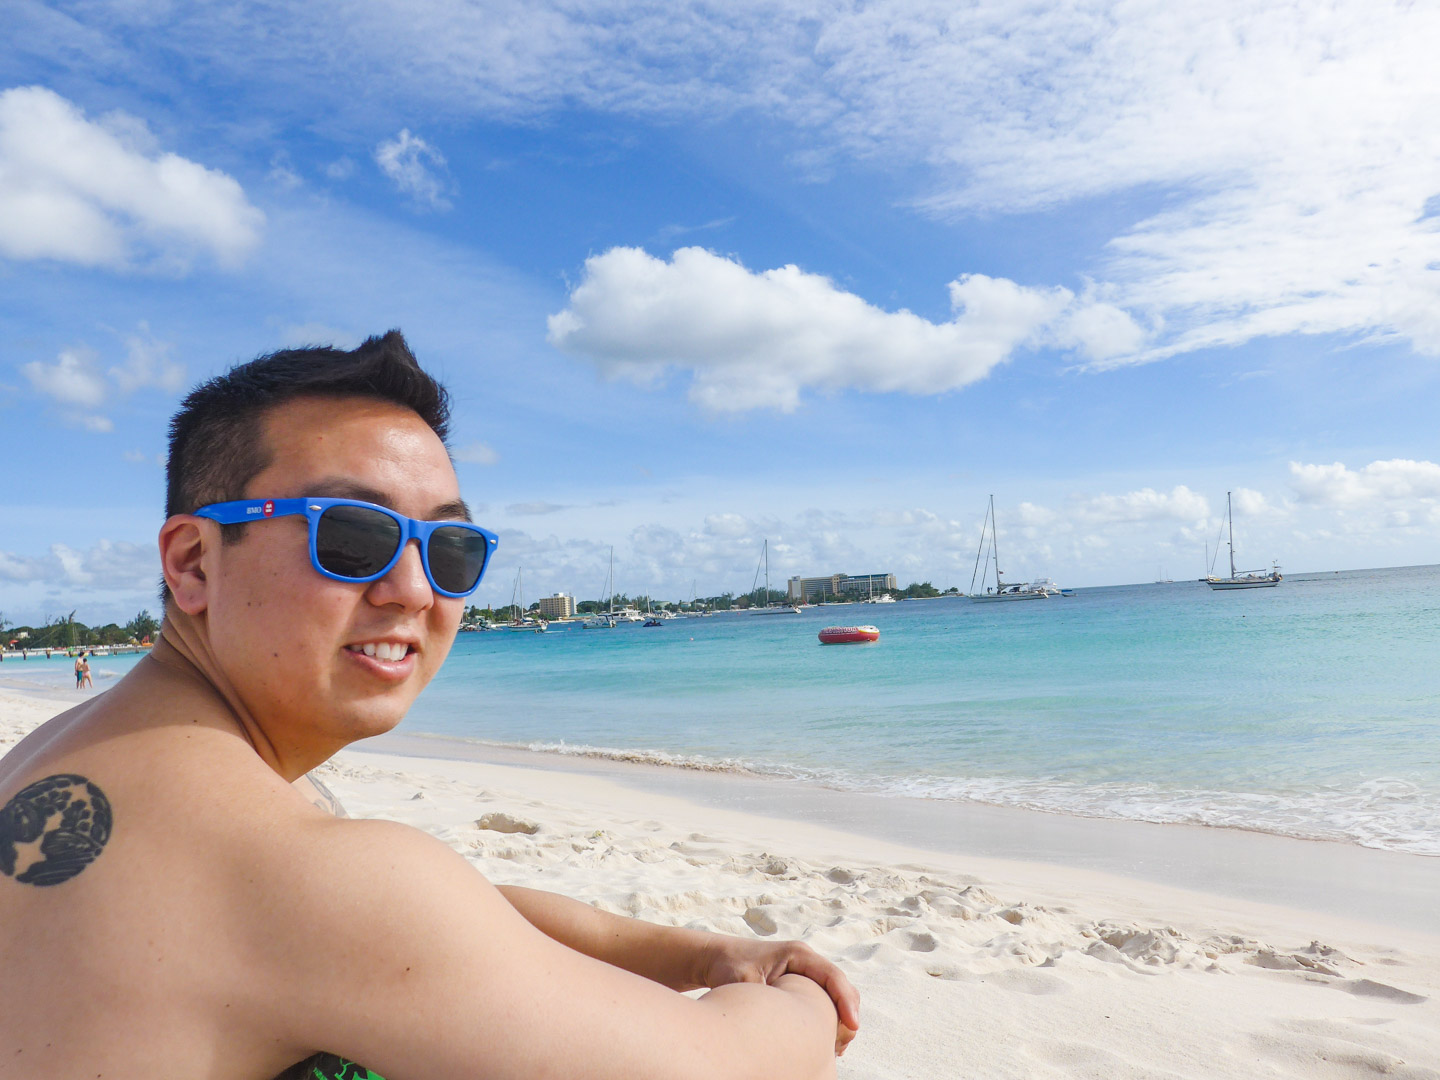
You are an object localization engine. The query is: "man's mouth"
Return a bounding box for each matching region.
[344,641,414,662]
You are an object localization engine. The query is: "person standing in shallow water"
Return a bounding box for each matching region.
[79,652,93,690]
[0,331,856,1080]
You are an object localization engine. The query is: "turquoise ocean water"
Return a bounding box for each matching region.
[13,565,1438,856]
[414,565,1440,857]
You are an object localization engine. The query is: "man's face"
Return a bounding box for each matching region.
[201,395,467,753]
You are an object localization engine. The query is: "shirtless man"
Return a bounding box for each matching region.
[0,332,857,1080]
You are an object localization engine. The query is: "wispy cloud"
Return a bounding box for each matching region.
[49,2,1440,367]
[374,128,451,210]
[0,86,264,270]
[455,441,500,466]
[548,246,1143,411]
[654,216,736,245]
[22,323,184,431]
[816,3,1440,364]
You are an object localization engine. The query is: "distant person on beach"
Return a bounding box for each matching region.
[73,653,84,688]
[79,652,93,690]
[0,331,855,1080]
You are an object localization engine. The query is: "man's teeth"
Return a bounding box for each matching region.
[355,642,407,661]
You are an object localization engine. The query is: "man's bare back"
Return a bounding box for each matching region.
[0,335,855,1080]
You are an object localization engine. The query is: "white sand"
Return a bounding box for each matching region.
[5,688,1440,1078]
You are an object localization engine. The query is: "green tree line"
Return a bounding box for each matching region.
[2,610,160,650]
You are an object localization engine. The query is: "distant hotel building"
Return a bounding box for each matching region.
[536,592,576,619]
[787,572,897,602]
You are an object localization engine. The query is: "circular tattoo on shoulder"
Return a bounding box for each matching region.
[0,774,113,886]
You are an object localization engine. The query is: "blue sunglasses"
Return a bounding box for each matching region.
[193,497,498,598]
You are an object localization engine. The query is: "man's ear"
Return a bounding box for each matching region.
[159,516,211,615]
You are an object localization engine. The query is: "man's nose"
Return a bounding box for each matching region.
[367,538,433,610]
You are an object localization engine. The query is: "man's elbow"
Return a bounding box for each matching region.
[691,975,838,1080]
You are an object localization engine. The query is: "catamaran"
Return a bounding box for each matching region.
[1206,492,1282,590]
[968,495,1050,602]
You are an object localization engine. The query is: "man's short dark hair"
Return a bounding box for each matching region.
[161,330,450,604]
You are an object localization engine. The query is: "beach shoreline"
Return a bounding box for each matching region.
[5,686,1440,1076]
[355,728,1440,939]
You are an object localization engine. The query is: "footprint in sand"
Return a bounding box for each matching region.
[474,812,540,835]
[743,906,779,936]
[1338,978,1427,1005]
[903,931,939,953]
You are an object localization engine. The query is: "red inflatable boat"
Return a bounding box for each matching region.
[818,625,880,645]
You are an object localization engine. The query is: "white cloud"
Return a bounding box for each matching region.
[455,441,499,465]
[267,150,302,190]
[23,347,107,409]
[1290,459,1440,507]
[0,550,50,583]
[811,3,1440,364]
[108,324,185,394]
[21,324,185,430]
[548,246,1141,411]
[703,513,751,538]
[506,501,570,515]
[83,2,1440,365]
[0,539,156,591]
[0,85,264,270]
[1075,486,1210,527]
[374,129,451,210]
[468,483,1227,608]
[1231,488,1273,518]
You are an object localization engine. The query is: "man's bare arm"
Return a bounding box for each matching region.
[256,819,841,1080]
[497,883,860,1038]
[496,884,713,989]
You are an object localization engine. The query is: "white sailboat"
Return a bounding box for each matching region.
[1206,492,1281,590]
[738,539,801,614]
[504,567,546,631]
[968,495,1049,602]
[582,548,618,628]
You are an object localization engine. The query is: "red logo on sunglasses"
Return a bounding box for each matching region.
[261,500,275,517]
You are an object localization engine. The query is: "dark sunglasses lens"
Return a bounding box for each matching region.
[427,526,488,594]
[315,505,401,579]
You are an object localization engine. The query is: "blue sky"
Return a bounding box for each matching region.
[4,1,1440,624]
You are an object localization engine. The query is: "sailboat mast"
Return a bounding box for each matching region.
[990,494,1002,588]
[763,539,770,606]
[1227,491,1236,579]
